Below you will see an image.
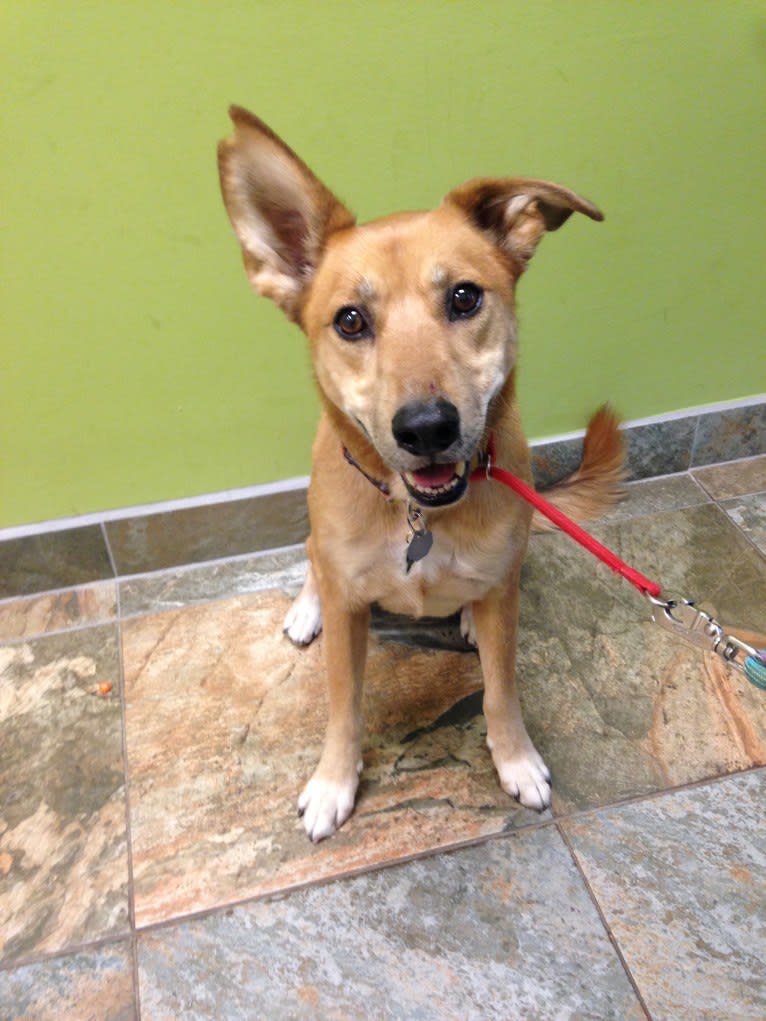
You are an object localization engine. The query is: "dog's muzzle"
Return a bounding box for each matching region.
[392,398,470,507]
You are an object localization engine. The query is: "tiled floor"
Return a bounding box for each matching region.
[1,456,765,1020]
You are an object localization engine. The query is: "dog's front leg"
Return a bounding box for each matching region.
[298,576,369,841]
[472,565,551,812]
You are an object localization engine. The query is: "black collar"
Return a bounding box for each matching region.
[342,446,392,498]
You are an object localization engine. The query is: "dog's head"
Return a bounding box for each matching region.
[218,107,602,507]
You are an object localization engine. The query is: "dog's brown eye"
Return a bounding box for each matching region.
[449,282,483,320]
[334,306,370,340]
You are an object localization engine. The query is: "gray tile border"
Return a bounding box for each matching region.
[530,435,582,489]
[0,399,762,608]
[0,942,136,1021]
[564,770,766,1021]
[136,827,645,1021]
[530,399,766,486]
[118,546,307,619]
[0,527,114,601]
[692,402,766,467]
[104,489,309,577]
[622,417,697,480]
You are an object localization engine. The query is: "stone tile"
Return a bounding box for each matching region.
[122,592,545,929]
[564,770,766,1021]
[623,417,697,480]
[122,497,766,925]
[0,626,130,965]
[518,501,766,813]
[531,415,702,488]
[692,403,766,467]
[0,582,117,643]
[530,435,582,490]
[0,942,136,1021]
[119,547,307,619]
[719,492,766,556]
[693,454,766,500]
[105,490,308,576]
[137,828,644,1021]
[598,473,709,524]
[0,527,114,601]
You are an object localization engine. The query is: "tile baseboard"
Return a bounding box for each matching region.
[531,394,765,487]
[0,396,763,605]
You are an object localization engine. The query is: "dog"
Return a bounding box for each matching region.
[218,107,623,841]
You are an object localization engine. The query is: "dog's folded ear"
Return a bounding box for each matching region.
[444,178,603,271]
[218,107,355,321]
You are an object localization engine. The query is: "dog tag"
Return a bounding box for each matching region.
[406,529,433,572]
[405,502,433,573]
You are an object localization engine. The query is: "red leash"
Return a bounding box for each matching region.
[470,439,766,687]
[343,433,765,685]
[470,441,662,598]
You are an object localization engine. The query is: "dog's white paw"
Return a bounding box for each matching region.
[298,765,361,842]
[283,586,322,646]
[490,739,552,812]
[460,603,477,646]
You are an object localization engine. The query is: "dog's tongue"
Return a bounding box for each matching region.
[410,463,457,488]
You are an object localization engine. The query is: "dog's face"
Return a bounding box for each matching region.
[302,205,518,506]
[218,108,602,507]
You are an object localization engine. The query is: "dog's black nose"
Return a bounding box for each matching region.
[392,398,461,456]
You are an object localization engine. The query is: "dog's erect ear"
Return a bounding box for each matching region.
[444,177,603,271]
[218,106,355,321]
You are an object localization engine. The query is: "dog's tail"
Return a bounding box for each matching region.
[532,405,625,533]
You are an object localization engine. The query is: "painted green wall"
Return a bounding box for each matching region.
[2,1,764,529]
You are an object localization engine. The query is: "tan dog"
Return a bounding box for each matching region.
[218,107,623,841]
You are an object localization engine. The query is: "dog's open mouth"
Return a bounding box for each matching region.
[402,460,470,507]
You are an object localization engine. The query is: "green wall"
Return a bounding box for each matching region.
[2,1,764,529]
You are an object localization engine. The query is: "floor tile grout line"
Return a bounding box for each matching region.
[0,546,309,645]
[100,521,120,582]
[127,813,559,938]
[0,930,133,975]
[0,542,307,611]
[130,933,142,1021]
[698,490,766,564]
[548,763,766,829]
[0,616,121,649]
[114,585,143,1020]
[111,541,308,591]
[689,409,703,469]
[0,576,117,611]
[2,769,763,975]
[123,765,766,943]
[557,823,654,1021]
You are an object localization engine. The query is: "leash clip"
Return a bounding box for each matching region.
[646,593,761,675]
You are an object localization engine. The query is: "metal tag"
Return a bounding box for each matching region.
[405,502,433,573]
[406,529,433,572]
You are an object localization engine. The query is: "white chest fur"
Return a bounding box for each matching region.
[351,510,521,619]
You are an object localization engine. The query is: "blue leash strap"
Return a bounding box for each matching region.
[745,652,766,691]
